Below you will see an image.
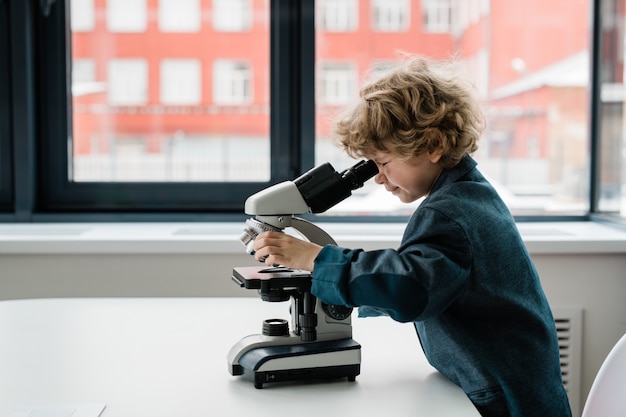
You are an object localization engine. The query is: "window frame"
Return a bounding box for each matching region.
[2,0,622,226]
[0,0,13,212]
[4,0,314,221]
[588,0,626,228]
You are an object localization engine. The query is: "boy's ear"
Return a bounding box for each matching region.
[428,149,443,163]
[423,128,444,163]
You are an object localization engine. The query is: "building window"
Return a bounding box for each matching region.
[422,0,452,33]
[318,62,356,105]
[158,0,201,33]
[212,0,252,32]
[106,0,147,33]
[212,60,252,105]
[372,0,410,32]
[160,59,202,105]
[107,59,148,105]
[70,0,95,32]
[72,58,105,97]
[319,0,358,32]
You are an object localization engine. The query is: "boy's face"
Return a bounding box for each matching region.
[366,148,443,204]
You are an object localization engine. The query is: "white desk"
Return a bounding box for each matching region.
[0,298,480,417]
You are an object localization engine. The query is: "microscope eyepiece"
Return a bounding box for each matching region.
[340,159,379,190]
[293,159,378,213]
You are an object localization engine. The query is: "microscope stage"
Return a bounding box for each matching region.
[232,266,312,293]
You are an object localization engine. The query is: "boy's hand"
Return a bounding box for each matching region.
[253,231,322,272]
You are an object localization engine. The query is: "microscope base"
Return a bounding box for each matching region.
[243,364,360,389]
[233,338,361,389]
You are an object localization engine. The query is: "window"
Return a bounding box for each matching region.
[212,0,252,32]
[70,0,94,32]
[319,0,358,32]
[107,59,148,105]
[316,0,591,217]
[318,62,356,105]
[160,59,202,105]
[24,0,274,213]
[106,0,147,33]
[372,0,410,32]
[212,60,252,105]
[422,0,452,33]
[4,0,624,225]
[454,0,489,33]
[158,0,201,33]
[67,0,270,192]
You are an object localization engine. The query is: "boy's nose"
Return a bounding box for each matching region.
[374,172,385,184]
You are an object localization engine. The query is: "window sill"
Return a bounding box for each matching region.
[0,220,625,255]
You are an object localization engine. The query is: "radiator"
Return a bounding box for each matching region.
[553,307,584,417]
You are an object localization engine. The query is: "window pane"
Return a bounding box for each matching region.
[316,0,590,216]
[597,0,626,218]
[212,0,252,32]
[319,62,357,105]
[71,0,95,32]
[107,59,148,105]
[158,0,201,33]
[106,0,147,33]
[422,0,452,33]
[372,0,410,32]
[70,0,270,183]
[320,0,358,32]
[212,60,252,105]
[160,59,202,105]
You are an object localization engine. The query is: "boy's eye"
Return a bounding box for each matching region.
[373,158,391,168]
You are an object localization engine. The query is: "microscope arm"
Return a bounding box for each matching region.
[289,217,337,246]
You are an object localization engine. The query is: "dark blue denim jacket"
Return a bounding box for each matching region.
[311,155,572,417]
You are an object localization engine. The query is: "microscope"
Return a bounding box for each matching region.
[227,159,378,388]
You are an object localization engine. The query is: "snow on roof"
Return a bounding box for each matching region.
[490,51,589,100]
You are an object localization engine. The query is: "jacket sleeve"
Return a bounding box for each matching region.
[310,207,473,323]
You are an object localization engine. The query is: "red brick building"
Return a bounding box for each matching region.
[70,0,590,196]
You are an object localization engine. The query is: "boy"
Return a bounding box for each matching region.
[252,56,572,417]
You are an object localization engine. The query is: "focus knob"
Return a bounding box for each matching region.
[262,318,289,336]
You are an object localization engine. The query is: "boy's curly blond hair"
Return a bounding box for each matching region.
[334,55,485,169]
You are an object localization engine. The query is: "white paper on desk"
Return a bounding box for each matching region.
[5,404,106,417]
